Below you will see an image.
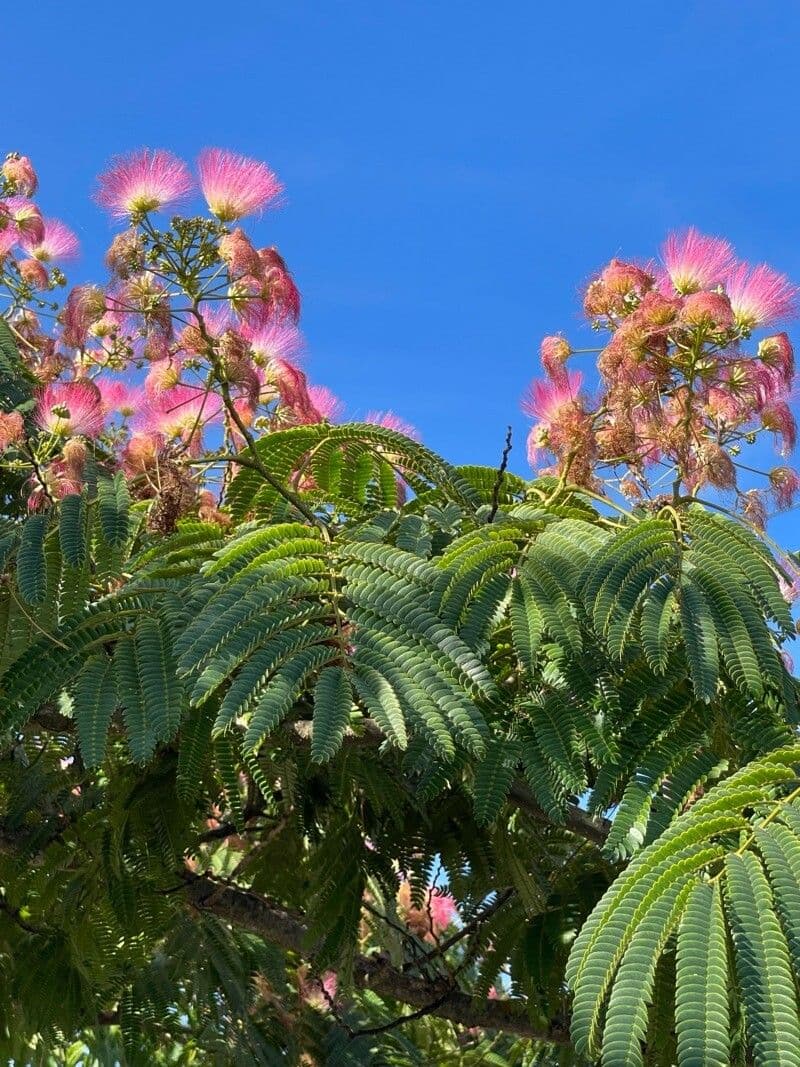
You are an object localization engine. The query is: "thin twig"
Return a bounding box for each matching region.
[487,426,513,523]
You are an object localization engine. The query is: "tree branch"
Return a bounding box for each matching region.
[181,872,570,1043]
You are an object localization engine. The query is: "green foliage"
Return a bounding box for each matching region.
[1,412,799,1064]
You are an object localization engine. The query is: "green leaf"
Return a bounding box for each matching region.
[311,666,353,762]
[724,851,800,1067]
[675,881,730,1067]
[16,513,48,605]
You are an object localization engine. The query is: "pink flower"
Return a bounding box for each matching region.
[198,148,283,222]
[522,370,583,424]
[762,401,798,454]
[4,197,44,245]
[22,218,80,262]
[97,379,137,418]
[679,290,735,331]
[123,432,163,476]
[144,358,183,395]
[19,259,49,290]
[758,333,795,384]
[308,385,344,422]
[96,149,193,218]
[272,361,317,423]
[258,247,301,322]
[138,384,222,440]
[0,222,18,258]
[243,321,304,367]
[725,262,799,330]
[661,228,735,294]
[364,410,421,440]
[427,890,457,935]
[2,154,38,196]
[218,228,261,277]
[540,335,571,382]
[36,381,105,438]
[60,285,107,347]
[769,466,800,509]
[0,411,25,451]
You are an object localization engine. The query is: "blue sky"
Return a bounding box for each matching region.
[5,1,799,546]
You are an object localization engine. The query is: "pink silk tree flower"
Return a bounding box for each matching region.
[4,197,44,245]
[0,411,25,452]
[725,262,799,330]
[661,228,735,294]
[364,410,421,440]
[22,218,80,262]
[198,148,283,222]
[138,384,223,440]
[307,385,344,423]
[769,466,800,509]
[96,149,193,218]
[522,370,584,425]
[0,224,18,257]
[97,379,137,418]
[2,154,38,196]
[18,259,49,290]
[243,321,304,368]
[36,381,105,438]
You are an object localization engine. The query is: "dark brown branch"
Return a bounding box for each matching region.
[487,425,513,523]
[26,710,610,846]
[509,782,611,845]
[181,872,570,1043]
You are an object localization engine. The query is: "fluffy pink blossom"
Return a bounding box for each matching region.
[522,370,584,424]
[96,149,193,218]
[679,290,735,331]
[0,223,17,257]
[308,385,344,422]
[758,333,795,384]
[540,335,571,382]
[36,381,105,438]
[61,285,107,348]
[22,218,79,262]
[427,890,457,935]
[138,384,222,440]
[243,321,304,367]
[97,379,137,418]
[725,262,799,330]
[769,466,800,509]
[2,154,38,196]
[364,410,421,440]
[661,228,735,294]
[4,197,44,244]
[19,259,49,290]
[122,432,163,477]
[0,411,25,451]
[144,358,183,395]
[197,148,283,222]
[218,228,261,277]
[761,401,798,454]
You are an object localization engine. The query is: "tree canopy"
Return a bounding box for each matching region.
[1,148,800,1065]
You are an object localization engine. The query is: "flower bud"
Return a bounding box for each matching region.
[18,258,49,290]
[2,154,38,196]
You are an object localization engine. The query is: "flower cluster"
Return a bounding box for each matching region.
[1,149,416,527]
[523,229,799,519]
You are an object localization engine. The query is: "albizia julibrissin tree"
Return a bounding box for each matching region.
[1,150,800,1067]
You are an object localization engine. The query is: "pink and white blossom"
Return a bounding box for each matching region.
[661,228,735,294]
[22,217,79,262]
[198,148,282,223]
[36,381,105,438]
[96,149,193,218]
[725,262,799,330]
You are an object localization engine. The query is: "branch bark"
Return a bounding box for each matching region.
[181,872,570,1044]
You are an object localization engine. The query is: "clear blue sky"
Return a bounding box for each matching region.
[6,1,799,545]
